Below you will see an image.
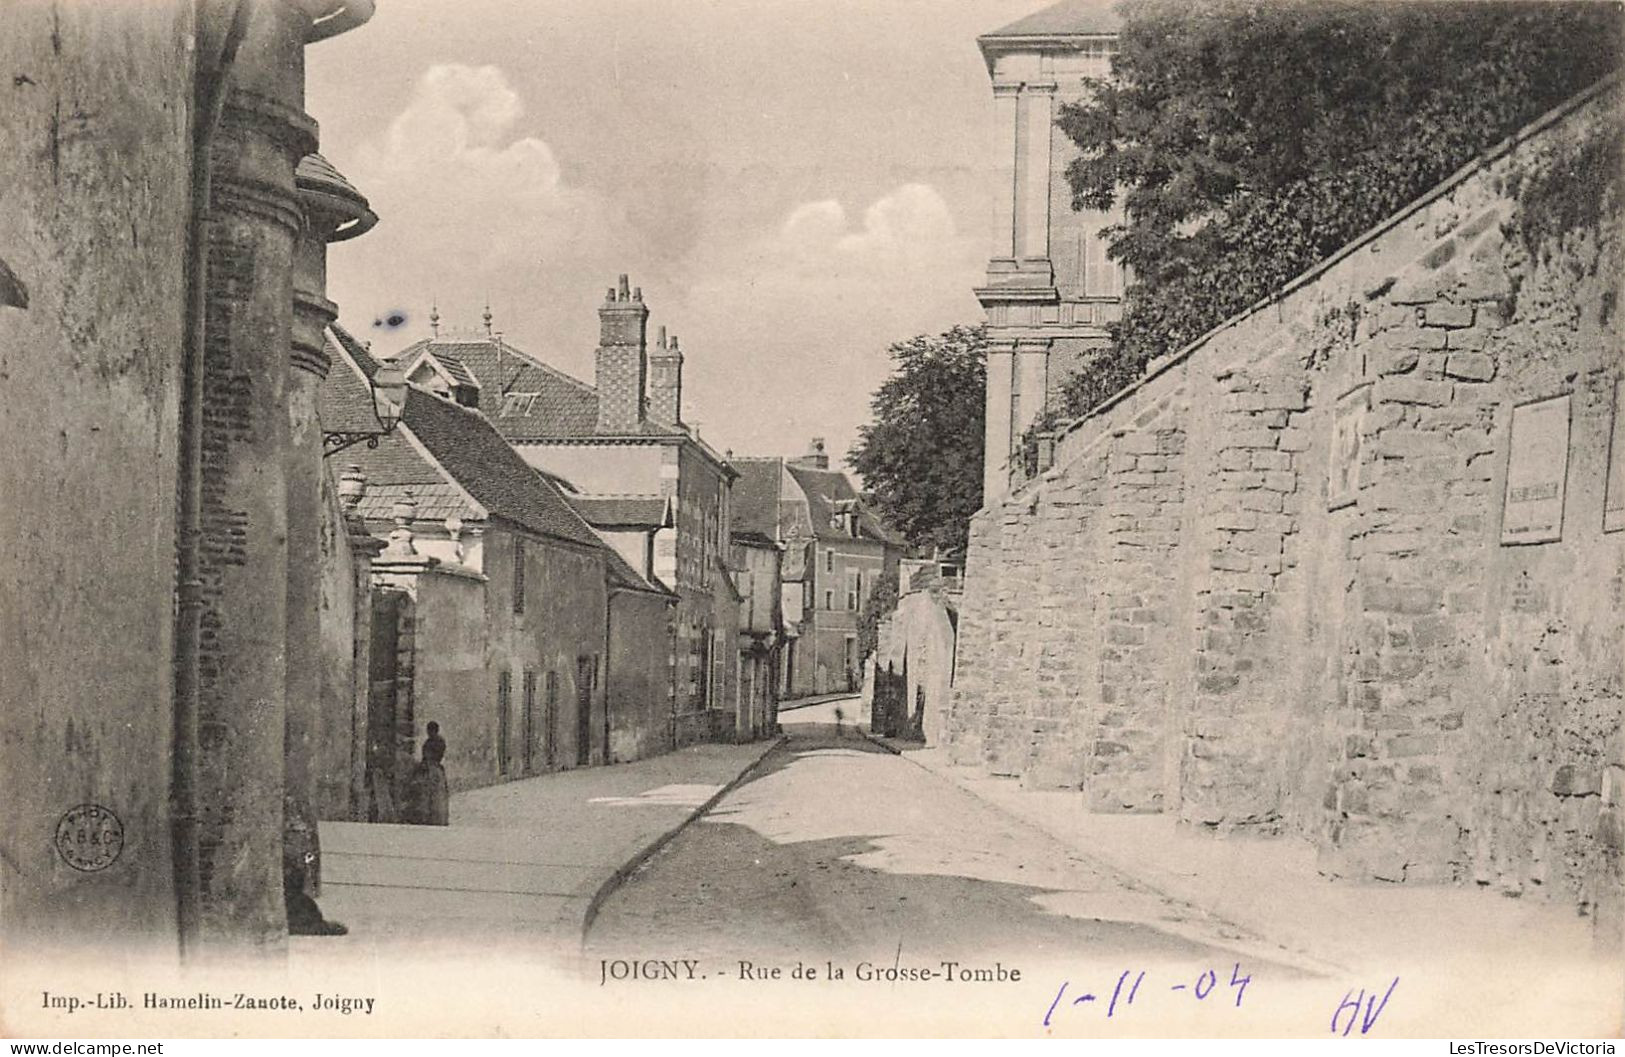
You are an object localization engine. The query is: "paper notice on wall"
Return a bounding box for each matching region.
[1606,378,1625,533]
[1501,393,1571,545]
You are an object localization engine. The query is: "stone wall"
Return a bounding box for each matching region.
[0,1,192,955]
[607,589,676,762]
[314,465,376,822]
[949,79,1624,926]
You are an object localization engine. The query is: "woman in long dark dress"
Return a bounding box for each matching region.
[406,721,450,826]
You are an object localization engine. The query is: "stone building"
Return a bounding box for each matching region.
[976,0,1125,503]
[868,560,959,744]
[321,329,676,799]
[734,443,906,698]
[732,529,786,741]
[0,0,376,961]
[388,281,743,745]
[950,73,1625,940]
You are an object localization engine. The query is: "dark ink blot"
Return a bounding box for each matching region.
[373,310,409,330]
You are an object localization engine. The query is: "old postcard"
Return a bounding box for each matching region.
[1,0,1621,1042]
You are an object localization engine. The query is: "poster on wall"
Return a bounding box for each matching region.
[1606,377,1625,533]
[1501,393,1572,545]
[1327,383,1369,510]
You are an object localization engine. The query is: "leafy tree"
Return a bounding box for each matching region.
[856,564,900,665]
[1055,0,1622,416]
[849,324,986,557]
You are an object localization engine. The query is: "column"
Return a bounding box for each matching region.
[1018,85,1056,262]
[988,84,1019,266]
[1016,338,1052,437]
[286,191,339,902]
[983,340,1017,502]
[288,152,375,901]
[194,0,316,953]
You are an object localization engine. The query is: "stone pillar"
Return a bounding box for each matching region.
[285,228,333,900]
[1016,337,1051,439]
[988,84,1019,265]
[1017,85,1055,263]
[194,0,316,953]
[982,341,1017,502]
[340,467,384,822]
[288,153,374,902]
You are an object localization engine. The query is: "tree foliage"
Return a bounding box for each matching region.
[849,324,986,557]
[856,564,900,664]
[1055,0,1622,416]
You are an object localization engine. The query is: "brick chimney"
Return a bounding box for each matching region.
[595,274,649,433]
[798,437,829,469]
[649,325,683,424]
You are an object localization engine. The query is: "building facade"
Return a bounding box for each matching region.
[321,330,675,802]
[388,281,743,744]
[734,442,905,698]
[976,0,1125,503]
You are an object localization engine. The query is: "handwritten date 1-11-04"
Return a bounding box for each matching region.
[1041,966,1401,1036]
[1043,963,1253,1028]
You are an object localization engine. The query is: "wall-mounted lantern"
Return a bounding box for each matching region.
[323,363,407,457]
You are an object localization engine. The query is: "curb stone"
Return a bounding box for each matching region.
[577,735,787,949]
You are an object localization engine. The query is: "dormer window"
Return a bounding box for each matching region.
[501,392,540,417]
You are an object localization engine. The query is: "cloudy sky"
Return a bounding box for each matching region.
[306,0,1043,465]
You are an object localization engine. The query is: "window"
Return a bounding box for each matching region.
[824,549,833,573]
[545,671,559,768]
[521,670,536,774]
[496,670,512,776]
[1084,230,1125,298]
[845,570,859,611]
[824,589,834,611]
[512,538,526,614]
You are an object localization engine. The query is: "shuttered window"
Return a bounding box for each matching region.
[512,538,526,614]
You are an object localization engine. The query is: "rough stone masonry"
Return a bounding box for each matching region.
[947,79,1625,939]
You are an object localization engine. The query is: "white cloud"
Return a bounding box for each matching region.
[331,64,641,363]
[777,183,966,270]
[668,183,983,462]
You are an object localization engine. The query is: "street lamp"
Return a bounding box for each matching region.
[323,363,407,457]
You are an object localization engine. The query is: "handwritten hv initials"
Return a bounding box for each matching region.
[1330,976,1400,1037]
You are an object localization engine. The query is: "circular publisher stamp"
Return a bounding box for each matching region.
[55,803,124,872]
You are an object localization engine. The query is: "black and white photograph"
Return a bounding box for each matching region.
[1,0,1623,1044]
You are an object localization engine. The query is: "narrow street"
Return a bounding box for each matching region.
[586,698,1305,981]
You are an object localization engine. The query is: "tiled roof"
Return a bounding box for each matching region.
[396,387,605,549]
[352,482,471,524]
[567,495,671,529]
[730,458,784,538]
[393,337,682,442]
[605,545,672,597]
[318,328,388,434]
[327,324,663,592]
[784,463,903,545]
[409,348,480,391]
[981,0,1121,40]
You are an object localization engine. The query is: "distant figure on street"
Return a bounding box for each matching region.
[833,705,845,738]
[405,721,450,826]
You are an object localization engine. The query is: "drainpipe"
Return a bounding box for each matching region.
[173,0,252,963]
[602,588,612,764]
